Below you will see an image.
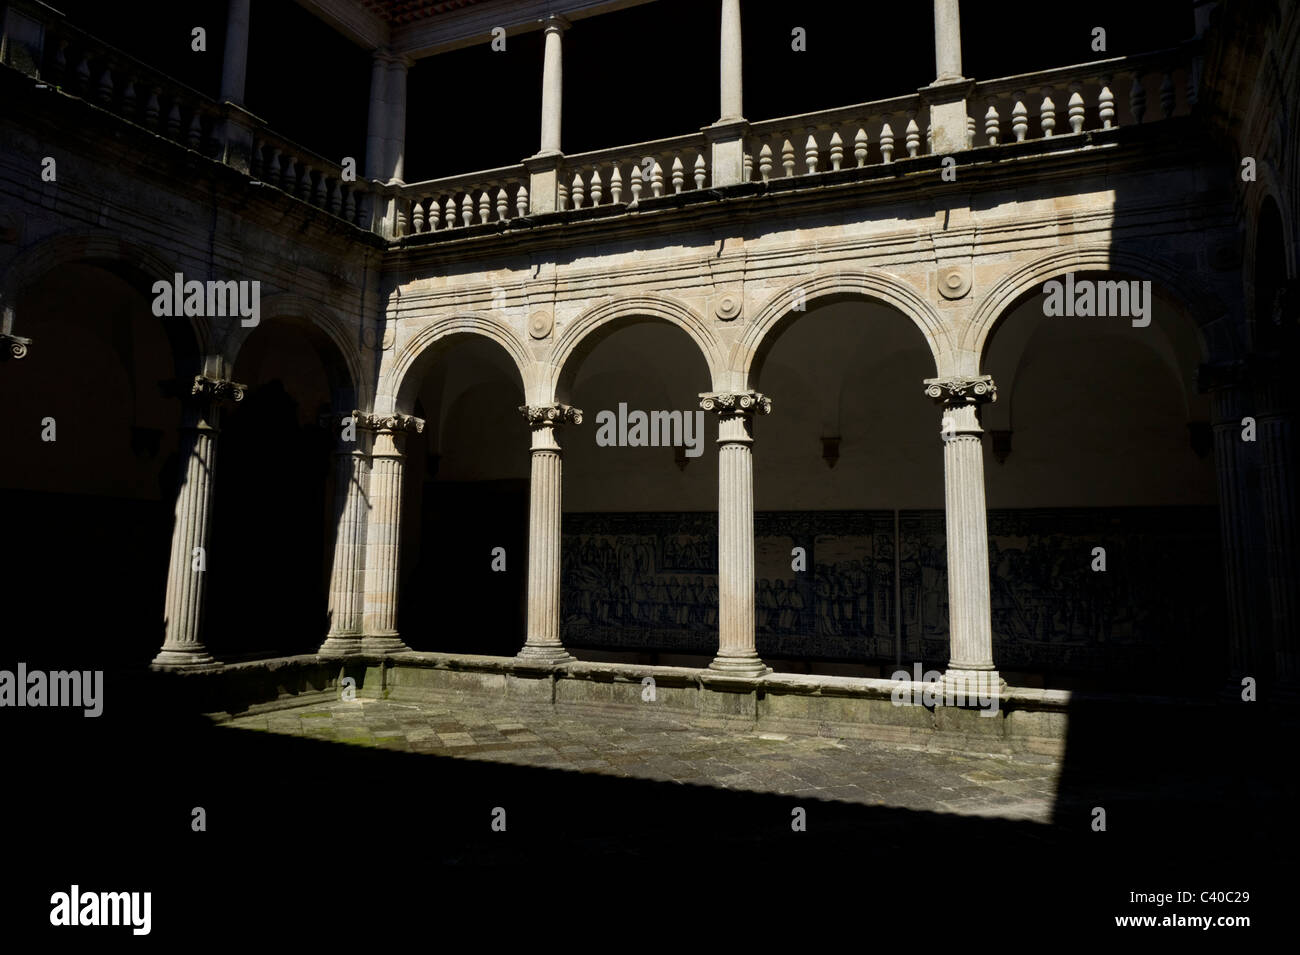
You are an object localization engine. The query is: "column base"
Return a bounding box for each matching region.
[941,667,1006,699]
[150,645,221,670]
[317,633,363,657]
[516,642,575,665]
[360,633,411,654]
[708,649,770,678]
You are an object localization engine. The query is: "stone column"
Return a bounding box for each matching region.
[319,412,372,656]
[383,53,409,184]
[719,0,743,123]
[933,0,963,83]
[926,0,971,153]
[539,15,568,156]
[360,413,423,654]
[219,0,251,105]
[700,392,771,676]
[1253,371,1297,688]
[1200,362,1269,686]
[517,404,582,662]
[152,375,246,669]
[364,52,389,181]
[923,375,1002,692]
[705,0,748,186]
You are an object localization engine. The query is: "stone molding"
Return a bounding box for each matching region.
[923,375,997,407]
[355,412,424,434]
[519,403,582,428]
[1,332,31,360]
[699,391,772,416]
[191,374,246,403]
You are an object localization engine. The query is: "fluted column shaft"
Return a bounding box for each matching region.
[152,376,245,669]
[220,0,251,105]
[701,392,771,676]
[518,404,581,662]
[924,376,1001,689]
[719,0,744,122]
[539,17,568,155]
[320,422,371,656]
[361,414,422,653]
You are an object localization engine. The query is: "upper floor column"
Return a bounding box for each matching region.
[539,15,569,156]
[364,49,410,183]
[706,0,748,186]
[220,0,251,105]
[927,0,971,153]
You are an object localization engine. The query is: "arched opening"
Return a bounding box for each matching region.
[0,261,198,667]
[557,319,716,665]
[397,334,528,655]
[981,270,1222,690]
[206,318,352,659]
[749,296,941,676]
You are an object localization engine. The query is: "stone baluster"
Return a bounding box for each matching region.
[610,168,622,203]
[589,170,602,206]
[985,103,1000,145]
[1039,89,1056,137]
[650,161,664,197]
[1068,84,1085,133]
[412,197,426,232]
[805,134,819,174]
[497,187,510,220]
[758,144,773,181]
[906,115,921,157]
[880,121,895,163]
[781,138,795,177]
[461,193,473,226]
[631,164,643,202]
[700,391,772,676]
[517,404,583,663]
[1130,73,1146,123]
[829,132,843,171]
[478,190,490,223]
[923,375,1003,694]
[1011,93,1028,141]
[571,172,585,208]
[151,375,246,669]
[360,413,424,653]
[516,185,529,216]
[1099,79,1115,128]
[671,156,685,193]
[854,128,868,167]
[1160,72,1176,118]
[694,154,707,189]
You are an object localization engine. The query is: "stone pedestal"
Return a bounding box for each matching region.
[517,404,581,663]
[152,375,245,669]
[923,375,1003,692]
[701,392,771,676]
[360,413,423,654]
[319,417,371,657]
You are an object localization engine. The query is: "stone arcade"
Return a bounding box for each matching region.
[1,0,1297,746]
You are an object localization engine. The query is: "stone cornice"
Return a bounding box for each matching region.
[519,403,582,427]
[923,375,997,406]
[699,392,772,416]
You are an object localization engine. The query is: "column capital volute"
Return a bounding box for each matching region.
[520,403,582,428]
[192,374,246,404]
[1,332,32,361]
[699,391,772,417]
[923,375,997,407]
[356,411,425,435]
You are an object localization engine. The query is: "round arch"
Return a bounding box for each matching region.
[550,293,723,401]
[965,246,1231,363]
[382,314,533,414]
[225,292,367,409]
[0,230,208,363]
[737,270,950,386]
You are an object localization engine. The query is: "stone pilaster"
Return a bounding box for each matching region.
[318,412,372,657]
[700,391,771,676]
[359,412,423,654]
[1200,361,1269,687]
[517,404,581,663]
[923,375,1003,693]
[152,375,246,669]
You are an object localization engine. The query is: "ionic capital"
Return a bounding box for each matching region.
[923,375,997,408]
[192,375,246,404]
[519,403,582,429]
[699,391,772,417]
[356,412,425,435]
[1,332,32,361]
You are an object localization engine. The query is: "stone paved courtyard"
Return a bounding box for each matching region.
[221,695,1066,822]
